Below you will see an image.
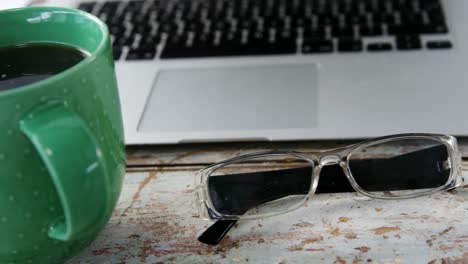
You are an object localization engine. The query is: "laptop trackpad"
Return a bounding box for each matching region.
[138,64,319,133]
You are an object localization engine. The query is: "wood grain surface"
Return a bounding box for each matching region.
[68,141,468,264]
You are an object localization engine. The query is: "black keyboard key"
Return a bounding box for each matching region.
[420,0,444,11]
[213,21,232,31]
[268,39,297,54]
[139,34,161,47]
[160,46,196,59]
[360,25,383,36]
[167,34,189,47]
[393,14,426,35]
[113,35,135,47]
[185,9,202,22]
[400,13,425,27]
[291,17,311,29]
[303,27,326,39]
[427,40,453,49]
[132,24,151,35]
[182,46,221,58]
[425,3,446,20]
[208,8,229,20]
[388,24,419,35]
[234,36,296,56]
[124,1,144,12]
[185,21,205,33]
[249,30,268,44]
[158,11,177,24]
[372,13,395,25]
[427,12,446,26]
[239,20,259,32]
[367,43,393,52]
[318,14,338,27]
[174,2,190,15]
[106,15,124,27]
[422,23,448,34]
[338,1,355,13]
[161,34,295,59]
[237,41,267,56]
[316,2,333,15]
[108,25,125,38]
[99,1,119,17]
[387,24,401,35]
[302,39,333,54]
[331,26,355,38]
[338,38,363,52]
[346,15,367,27]
[126,46,156,60]
[221,31,243,44]
[277,30,298,41]
[194,33,216,46]
[161,34,203,59]
[161,40,229,59]
[388,16,423,35]
[366,0,385,13]
[77,2,96,13]
[159,23,178,34]
[423,4,449,34]
[132,12,151,26]
[396,35,422,50]
[264,19,286,31]
[102,1,119,9]
[112,46,122,60]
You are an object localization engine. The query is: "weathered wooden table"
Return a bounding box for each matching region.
[70,140,468,264]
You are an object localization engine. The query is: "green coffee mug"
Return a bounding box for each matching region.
[0,7,125,264]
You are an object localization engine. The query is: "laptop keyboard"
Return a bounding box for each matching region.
[77,0,453,61]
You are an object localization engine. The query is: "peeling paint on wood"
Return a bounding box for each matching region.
[345,232,358,240]
[339,217,351,223]
[66,141,468,263]
[68,167,468,264]
[372,226,401,235]
[354,246,371,253]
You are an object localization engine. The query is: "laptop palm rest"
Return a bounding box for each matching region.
[138,64,319,137]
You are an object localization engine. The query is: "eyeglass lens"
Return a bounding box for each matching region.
[348,138,450,196]
[208,155,314,217]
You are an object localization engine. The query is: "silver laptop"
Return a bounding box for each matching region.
[36,0,468,144]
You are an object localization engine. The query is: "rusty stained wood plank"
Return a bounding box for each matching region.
[126,138,468,167]
[125,141,355,167]
[70,168,468,264]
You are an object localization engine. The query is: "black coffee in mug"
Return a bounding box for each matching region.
[0,42,89,91]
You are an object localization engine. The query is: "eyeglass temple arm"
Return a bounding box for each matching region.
[198,220,237,245]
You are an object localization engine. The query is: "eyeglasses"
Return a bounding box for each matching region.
[193,134,467,245]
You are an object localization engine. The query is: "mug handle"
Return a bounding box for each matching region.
[19,103,110,241]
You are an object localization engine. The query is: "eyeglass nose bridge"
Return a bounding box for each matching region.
[310,154,355,193]
[317,154,344,167]
[316,154,353,179]
[306,154,349,198]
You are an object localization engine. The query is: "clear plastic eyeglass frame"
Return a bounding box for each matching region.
[194,134,466,221]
